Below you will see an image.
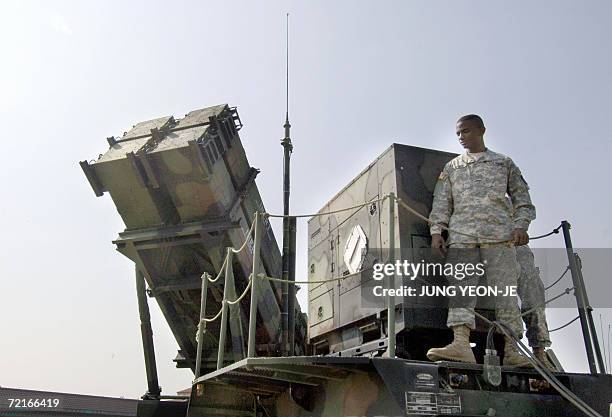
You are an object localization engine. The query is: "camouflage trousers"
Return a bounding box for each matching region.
[516,245,551,348]
[445,243,523,336]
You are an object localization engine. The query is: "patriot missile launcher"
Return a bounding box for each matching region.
[80,104,307,382]
[83,105,612,417]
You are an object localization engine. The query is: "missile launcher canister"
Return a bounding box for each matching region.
[81,104,306,374]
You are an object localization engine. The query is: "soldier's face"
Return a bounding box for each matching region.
[456,120,485,151]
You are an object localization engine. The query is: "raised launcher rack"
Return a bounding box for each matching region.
[307,144,502,360]
[80,104,307,379]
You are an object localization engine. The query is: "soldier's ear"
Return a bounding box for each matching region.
[481,126,486,136]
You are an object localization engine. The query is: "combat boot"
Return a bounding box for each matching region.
[533,347,557,371]
[427,325,476,364]
[503,337,533,367]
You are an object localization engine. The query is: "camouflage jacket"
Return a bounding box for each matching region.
[429,148,535,244]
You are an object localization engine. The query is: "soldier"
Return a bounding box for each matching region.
[516,244,556,369]
[426,114,534,367]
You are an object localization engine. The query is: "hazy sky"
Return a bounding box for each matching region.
[1,0,611,399]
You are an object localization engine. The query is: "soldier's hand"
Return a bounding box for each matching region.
[511,229,529,246]
[431,234,447,256]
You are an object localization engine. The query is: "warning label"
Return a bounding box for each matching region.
[436,393,461,415]
[405,392,461,416]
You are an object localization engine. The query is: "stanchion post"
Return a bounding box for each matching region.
[217,249,233,370]
[561,220,598,374]
[387,193,396,358]
[194,272,209,379]
[247,213,262,358]
[574,254,607,373]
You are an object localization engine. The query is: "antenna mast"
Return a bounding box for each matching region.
[281,12,296,357]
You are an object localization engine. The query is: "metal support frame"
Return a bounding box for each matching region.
[561,220,605,374]
[387,193,396,358]
[226,259,246,363]
[135,267,161,398]
[217,250,233,369]
[188,139,213,176]
[194,273,209,379]
[248,213,262,358]
[137,152,160,189]
[126,151,149,188]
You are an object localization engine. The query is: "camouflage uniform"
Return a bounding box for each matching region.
[430,149,536,335]
[444,244,523,334]
[516,245,551,348]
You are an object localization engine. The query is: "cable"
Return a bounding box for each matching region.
[406,261,598,414]
[545,267,570,291]
[602,323,612,369]
[548,316,580,333]
[475,314,603,417]
[607,323,611,372]
[486,324,496,351]
[396,198,509,243]
[257,269,361,285]
[256,394,272,417]
[529,225,562,240]
[518,287,575,320]
[599,314,607,374]
[265,196,387,219]
[501,323,603,417]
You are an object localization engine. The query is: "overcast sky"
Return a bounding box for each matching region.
[1,0,611,399]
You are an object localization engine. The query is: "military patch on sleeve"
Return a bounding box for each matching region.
[438,171,448,181]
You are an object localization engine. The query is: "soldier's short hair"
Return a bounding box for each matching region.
[457,114,485,128]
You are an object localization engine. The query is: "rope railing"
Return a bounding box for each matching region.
[194,216,259,379]
[230,220,256,254]
[264,192,562,245]
[550,315,580,333]
[518,286,575,320]
[262,195,573,337]
[530,224,562,240]
[396,197,508,243]
[207,256,227,283]
[258,269,361,285]
[199,276,255,325]
[264,196,388,219]
[545,266,570,291]
[202,307,223,324]
[207,222,255,284]
[396,197,564,245]
[193,192,597,383]
[227,276,253,306]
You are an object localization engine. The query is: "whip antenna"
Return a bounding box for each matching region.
[281,12,295,357]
